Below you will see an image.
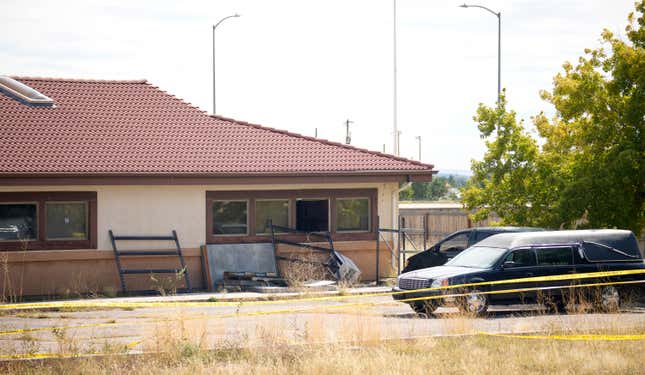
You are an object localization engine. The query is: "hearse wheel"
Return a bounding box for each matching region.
[410,301,437,318]
[458,289,489,316]
[598,286,620,312]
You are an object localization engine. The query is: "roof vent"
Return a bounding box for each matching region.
[0,76,54,106]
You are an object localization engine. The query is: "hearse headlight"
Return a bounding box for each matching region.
[431,279,449,289]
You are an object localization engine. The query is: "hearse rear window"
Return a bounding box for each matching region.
[536,247,573,266]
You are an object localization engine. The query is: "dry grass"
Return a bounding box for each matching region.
[2,331,644,374]
[2,286,644,374]
[280,252,330,288]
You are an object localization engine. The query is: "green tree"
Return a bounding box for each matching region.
[462,1,645,234]
[429,178,449,200]
[399,179,451,201]
[461,92,544,226]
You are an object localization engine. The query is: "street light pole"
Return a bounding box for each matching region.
[459,4,501,104]
[415,135,421,161]
[393,0,399,155]
[212,13,240,115]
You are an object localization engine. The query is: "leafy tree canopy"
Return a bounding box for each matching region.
[462,1,645,234]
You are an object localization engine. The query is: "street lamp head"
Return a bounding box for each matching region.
[459,4,469,8]
[233,13,241,17]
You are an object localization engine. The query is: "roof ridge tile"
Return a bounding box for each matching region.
[10,76,148,84]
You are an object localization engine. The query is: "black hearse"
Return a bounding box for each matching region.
[393,229,645,316]
[402,226,543,273]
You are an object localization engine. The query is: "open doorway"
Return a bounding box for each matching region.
[296,199,329,232]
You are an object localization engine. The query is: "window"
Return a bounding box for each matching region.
[212,200,248,235]
[336,198,369,232]
[256,199,289,234]
[0,192,96,250]
[474,230,494,242]
[445,246,507,269]
[439,232,469,253]
[206,189,376,243]
[505,249,536,267]
[0,203,37,241]
[537,247,573,266]
[45,202,87,240]
[296,199,329,232]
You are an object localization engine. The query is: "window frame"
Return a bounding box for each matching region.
[211,199,250,237]
[205,189,377,244]
[335,197,371,233]
[0,192,97,251]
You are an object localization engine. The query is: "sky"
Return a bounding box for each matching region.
[0,0,637,173]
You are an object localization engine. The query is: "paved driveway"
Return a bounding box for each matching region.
[1,296,644,357]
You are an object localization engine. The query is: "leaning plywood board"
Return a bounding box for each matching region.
[203,243,279,290]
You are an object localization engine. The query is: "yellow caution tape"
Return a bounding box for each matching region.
[398,278,645,304]
[0,339,142,360]
[0,270,643,339]
[0,278,643,338]
[0,322,120,336]
[479,332,645,341]
[1,268,644,311]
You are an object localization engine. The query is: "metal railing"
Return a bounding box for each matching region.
[375,215,429,284]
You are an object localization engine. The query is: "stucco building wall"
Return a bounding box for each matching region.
[0,182,399,297]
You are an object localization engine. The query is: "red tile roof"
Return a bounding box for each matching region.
[0,77,435,177]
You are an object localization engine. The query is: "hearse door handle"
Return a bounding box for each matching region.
[526,272,534,277]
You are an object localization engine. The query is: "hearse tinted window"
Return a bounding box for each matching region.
[504,249,536,267]
[474,230,494,242]
[439,232,469,253]
[536,247,573,266]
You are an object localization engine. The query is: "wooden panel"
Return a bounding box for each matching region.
[400,208,501,247]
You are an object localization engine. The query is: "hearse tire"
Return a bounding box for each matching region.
[546,299,568,315]
[457,289,489,316]
[597,286,620,313]
[410,301,437,318]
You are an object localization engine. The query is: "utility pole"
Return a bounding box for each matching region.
[396,130,402,156]
[345,119,354,145]
[315,128,318,138]
[415,135,421,161]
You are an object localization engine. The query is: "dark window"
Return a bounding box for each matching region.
[336,198,369,232]
[296,199,328,232]
[474,230,493,242]
[537,247,573,266]
[212,200,248,235]
[0,203,37,241]
[505,249,536,267]
[439,232,469,253]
